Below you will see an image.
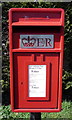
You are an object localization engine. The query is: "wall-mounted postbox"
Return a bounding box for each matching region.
[9,8,64,112]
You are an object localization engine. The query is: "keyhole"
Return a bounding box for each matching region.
[21,82,23,85]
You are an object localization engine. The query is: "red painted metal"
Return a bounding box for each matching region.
[9,8,64,112]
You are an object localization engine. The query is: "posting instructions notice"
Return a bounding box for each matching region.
[28,65,46,97]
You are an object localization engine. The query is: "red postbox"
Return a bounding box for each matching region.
[9,8,64,112]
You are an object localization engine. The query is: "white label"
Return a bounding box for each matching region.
[28,65,46,97]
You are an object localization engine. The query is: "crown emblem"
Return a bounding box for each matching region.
[22,36,36,47]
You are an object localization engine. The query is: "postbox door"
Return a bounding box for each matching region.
[13,52,59,109]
